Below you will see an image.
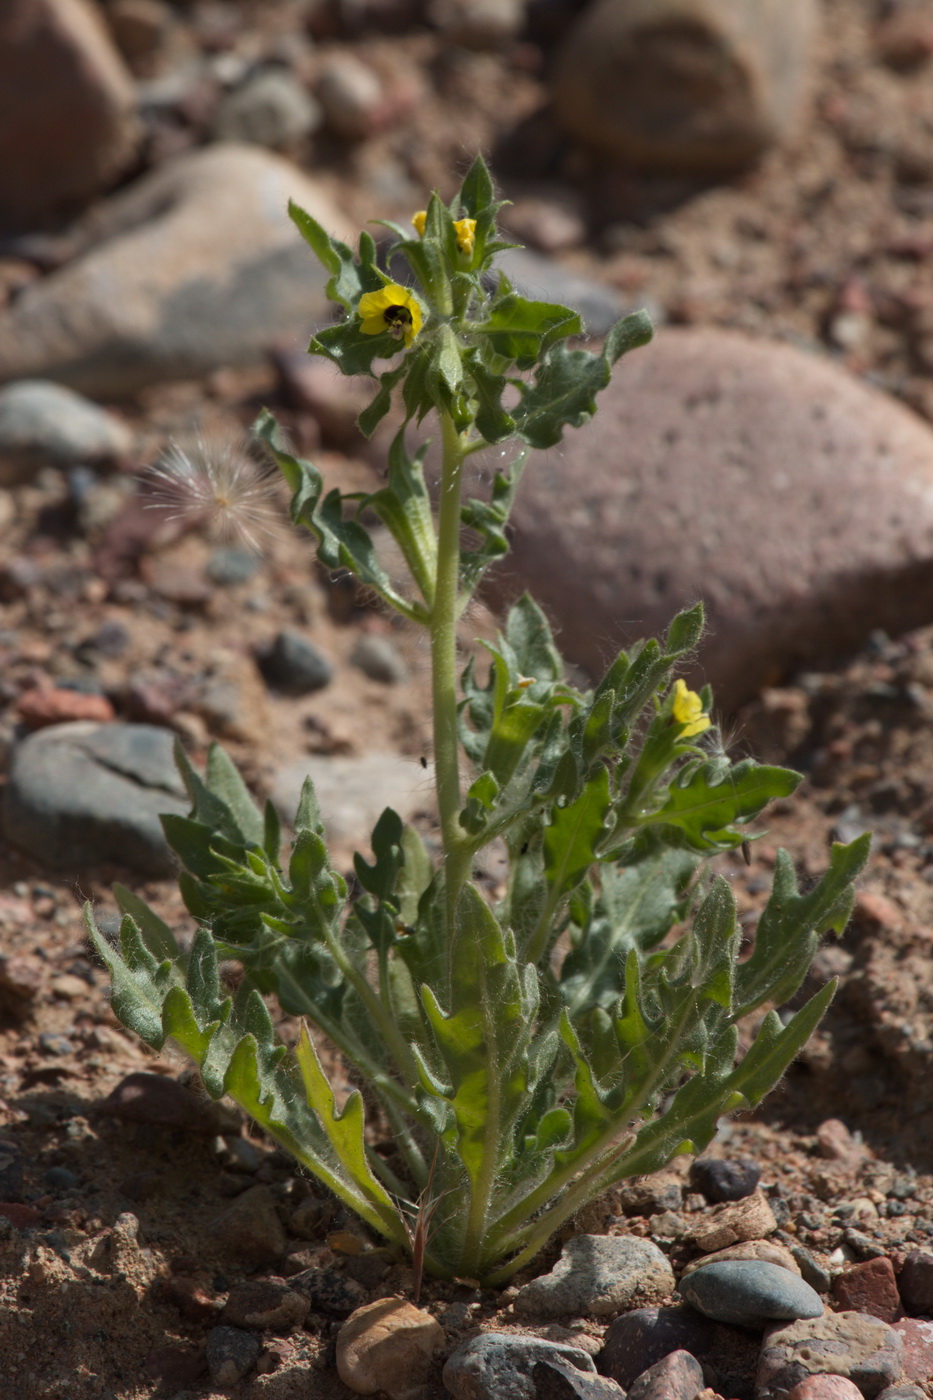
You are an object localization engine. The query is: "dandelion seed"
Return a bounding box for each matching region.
[143,429,283,555]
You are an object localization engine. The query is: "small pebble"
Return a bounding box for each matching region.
[627,1349,704,1400]
[99,1072,223,1133]
[219,1279,308,1331]
[898,1249,933,1315]
[832,1257,901,1323]
[349,633,409,684]
[316,54,385,140]
[38,1033,74,1056]
[336,1298,445,1400]
[679,1260,823,1329]
[787,1378,864,1400]
[443,1333,600,1400]
[43,1166,81,1192]
[206,546,262,586]
[690,1157,761,1203]
[258,629,333,694]
[209,1186,287,1269]
[213,68,321,149]
[0,1140,24,1199]
[599,1305,715,1389]
[288,1266,368,1316]
[687,1189,777,1253]
[205,1325,262,1386]
[532,1357,626,1398]
[515,1234,675,1318]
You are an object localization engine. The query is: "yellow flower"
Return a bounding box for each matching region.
[411,210,427,237]
[357,285,423,348]
[454,217,477,257]
[671,679,710,738]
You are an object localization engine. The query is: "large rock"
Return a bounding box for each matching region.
[0,0,140,232]
[0,143,354,397]
[552,0,818,173]
[0,379,133,484]
[1,721,188,874]
[492,327,933,710]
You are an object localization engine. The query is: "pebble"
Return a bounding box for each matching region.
[616,1174,684,1215]
[600,1305,715,1389]
[0,0,140,232]
[893,1318,933,1385]
[15,686,115,729]
[205,1325,262,1387]
[316,53,386,140]
[210,1186,287,1270]
[0,144,352,396]
[787,1379,864,1400]
[160,1275,219,1323]
[0,1140,24,1200]
[99,1072,227,1134]
[832,1257,901,1323]
[678,1260,823,1329]
[219,1279,308,1332]
[687,1190,777,1254]
[897,1249,933,1315]
[271,751,435,849]
[38,1032,74,1056]
[0,955,44,1017]
[336,1298,445,1399]
[680,1240,801,1281]
[532,1358,626,1398]
[428,0,527,50]
[288,1266,369,1316]
[515,1234,675,1318]
[790,1246,832,1294]
[500,326,933,709]
[212,67,321,149]
[349,633,409,684]
[756,1312,905,1400]
[815,1119,864,1169]
[877,1384,928,1400]
[627,1349,704,1400]
[2,721,188,875]
[205,546,261,586]
[443,1333,600,1400]
[0,380,132,485]
[552,0,818,173]
[107,0,173,67]
[690,1157,762,1204]
[258,629,334,694]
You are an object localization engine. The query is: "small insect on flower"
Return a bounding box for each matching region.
[143,428,283,556]
[453,218,477,257]
[671,678,711,738]
[358,285,423,348]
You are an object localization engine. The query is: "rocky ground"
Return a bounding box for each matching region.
[3,0,933,1397]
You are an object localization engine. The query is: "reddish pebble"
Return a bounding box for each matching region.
[815,1118,863,1167]
[833,1257,901,1323]
[894,1317,933,1383]
[16,686,114,728]
[788,1378,863,1400]
[0,1202,40,1229]
[628,1349,704,1400]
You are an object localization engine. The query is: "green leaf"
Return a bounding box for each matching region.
[464,353,514,444]
[638,760,801,852]
[363,431,437,605]
[113,884,179,961]
[358,362,406,438]
[689,875,739,1009]
[506,595,564,684]
[310,319,401,378]
[474,294,582,370]
[288,201,362,310]
[204,743,265,849]
[544,768,611,900]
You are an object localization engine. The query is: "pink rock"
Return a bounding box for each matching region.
[893,1317,933,1384]
[787,1378,863,1400]
[99,1071,222,1133]
[815,1119,863,1167]
[496,327,933,710]
[16,686,115,729]
[0,0,140,231]
[832,1258,901,1324]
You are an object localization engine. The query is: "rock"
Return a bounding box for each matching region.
[677,1260,823,1329]
[0,955,44,1018]
[0,0,140,232]
[205,1326,262,1387]
[205,547,261,586]
[499,195,587,254]
[15,686,116,729]
[876,1386,927,1400]
[288,1266,369,1316]
[271,752,435,849]
[790,1246,832,1295]
[832,1258,901,1324]
[210,1186,287,1270]
[897,1249,933,1315]
[106,0,173,68]
[627,1350,705,1400]
[0,144,353,397]
[316,54,386,140]
[756,1312,905,1400]
[335,1298,444,1400]
[349,633,409,684]
[428,0,527,50]
[815,1119,864,1169]
[892,1318,933,1385]
[493,248,626,339]
[212,68,321,149]
[0,380,133,484]
[532,1358,627,1399]
[551,0,818,174]
[160,1275,220,1323]
[600,1305,715,1388]
[0,1140,24,1201]
[689,1157,762,1204]
[515,1234,675,1318]
[98,1071,226,1133]
[687,1189,777,1253]
[616,1175,684,1215]
[874,6,933,70]
[219,1279,309,1332]
[258,629,334,695]
[680,1240,802,1281]
[495,328,933,710]
[2,721,189,875]
[787,1380,864,1400]
[444,1334,600,1400]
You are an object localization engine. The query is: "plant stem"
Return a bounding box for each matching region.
[431,409,472,942]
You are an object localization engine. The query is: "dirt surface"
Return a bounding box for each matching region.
[3,1,933,1396]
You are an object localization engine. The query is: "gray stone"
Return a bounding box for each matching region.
[493,248,627,339]
[258,629,334,694]
[552,0,819,174]
[0,380,133,485]
[0,144,354,397]
[599,1303,758,1395]
[898,1249,933,1315]
[0,0,140,232]
[288,1266,368,1317]
[690,1156,761,1204]
[756,1312,905,1400]
[876,1387,927,1400]
[213,67,321,149]
[316,53,385,140]
[209,1186,287,1270]
[532,1358,627,1399]
[492,327,933,710]
[515,1234,675,1319]
[205,547,262,586]
[271,752,435,850]
[219,1279,309,1331]
[1,721,188,875]
[205,1325,262,1387]
[627,1350,705,1400]
[349,633,409,684]
[443,1333,599,1400]
[678,1260,823,1329]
